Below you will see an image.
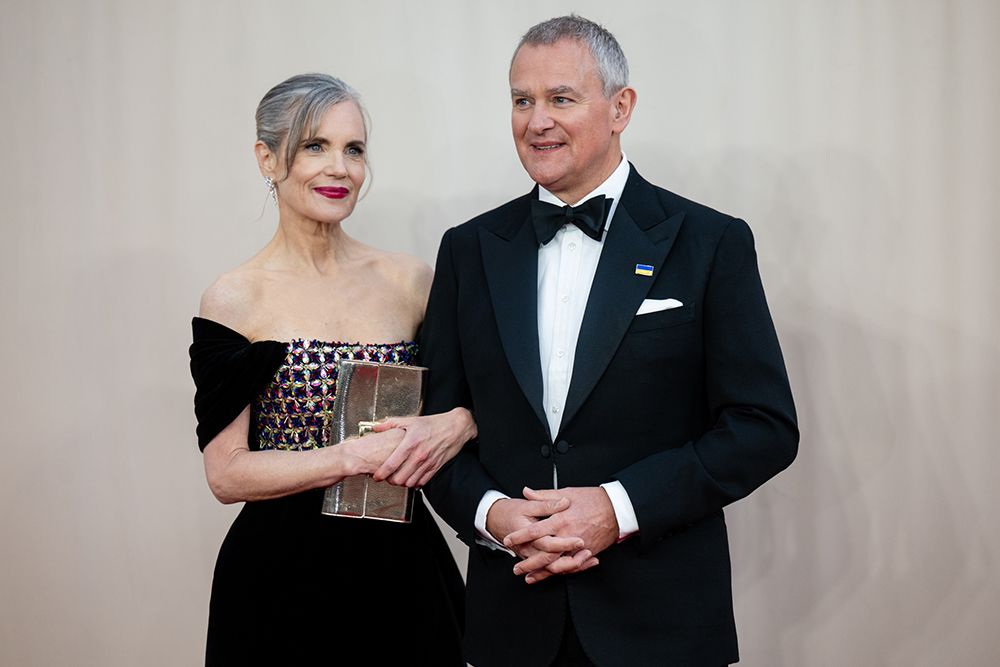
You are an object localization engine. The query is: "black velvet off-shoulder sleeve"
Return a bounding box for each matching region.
[189,317,289,451]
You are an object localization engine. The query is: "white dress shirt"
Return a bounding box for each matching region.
[475,154,640,549]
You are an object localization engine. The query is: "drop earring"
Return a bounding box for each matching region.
[264,176,277,204]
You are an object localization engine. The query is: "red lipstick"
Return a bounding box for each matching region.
[314,187,349,199]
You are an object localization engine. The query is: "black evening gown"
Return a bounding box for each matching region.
[190,317,465,666]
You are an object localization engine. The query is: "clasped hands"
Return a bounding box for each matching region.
[487,486,619,584]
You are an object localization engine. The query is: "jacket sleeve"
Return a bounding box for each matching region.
[611,219,799,549]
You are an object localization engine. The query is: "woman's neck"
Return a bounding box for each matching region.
[262,213,364,275]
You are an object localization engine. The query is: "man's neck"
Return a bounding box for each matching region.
[538,153,630,211]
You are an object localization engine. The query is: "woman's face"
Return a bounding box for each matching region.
[273,102,367,226]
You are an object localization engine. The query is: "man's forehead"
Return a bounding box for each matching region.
[509,41,600,90]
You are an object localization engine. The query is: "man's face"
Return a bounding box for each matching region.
[510,38,624,204]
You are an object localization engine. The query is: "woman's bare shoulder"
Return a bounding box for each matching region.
[374,250,433,299]
[198,266,265,332]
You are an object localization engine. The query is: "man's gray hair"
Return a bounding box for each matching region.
[514,15,629,97]
[255,73,367,179]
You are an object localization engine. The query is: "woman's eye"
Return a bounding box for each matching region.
[346,146,365,157]
[303,143,323,152]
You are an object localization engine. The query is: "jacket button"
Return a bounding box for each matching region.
[555,440,570,454]
[540,444,551,458]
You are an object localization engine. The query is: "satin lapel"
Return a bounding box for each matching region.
[479,216,547,430]
[560,203,684,434]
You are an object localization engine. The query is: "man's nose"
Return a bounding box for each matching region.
[527,104,555,133]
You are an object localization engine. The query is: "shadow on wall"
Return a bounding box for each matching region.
[666,147,999,666]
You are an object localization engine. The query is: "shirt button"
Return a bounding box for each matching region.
[560,294,569,303]
[551,405,561,414]
[568,242,577,251]
[557,349,565,358]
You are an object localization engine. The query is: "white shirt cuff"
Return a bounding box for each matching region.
[600,481,639,540]
[474,490,515,554]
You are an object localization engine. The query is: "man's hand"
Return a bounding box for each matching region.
[486,494,597,582]
[504,486,618,583]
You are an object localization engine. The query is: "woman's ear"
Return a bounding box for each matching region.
[254,140,277,179]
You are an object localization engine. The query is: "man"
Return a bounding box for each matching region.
[419,15,798,667]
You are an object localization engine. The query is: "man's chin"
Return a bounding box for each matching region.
[522,166,565,192]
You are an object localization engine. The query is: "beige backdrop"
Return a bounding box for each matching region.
[1,1,997,665]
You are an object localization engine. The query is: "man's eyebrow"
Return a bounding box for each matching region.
[510,85,578,97]
[547,85,576,96]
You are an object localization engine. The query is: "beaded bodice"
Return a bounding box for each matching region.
[253,338,418,451]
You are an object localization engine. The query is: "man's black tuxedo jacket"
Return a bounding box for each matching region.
[420,165,798,667]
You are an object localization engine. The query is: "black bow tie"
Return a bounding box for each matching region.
[530,195,612,246]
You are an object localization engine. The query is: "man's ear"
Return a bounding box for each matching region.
[254,140,278,179]
[611,87,637,134]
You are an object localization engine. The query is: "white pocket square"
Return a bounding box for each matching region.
[636,298,684,316]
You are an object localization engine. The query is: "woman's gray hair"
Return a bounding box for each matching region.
[513,15,629,98]
[255,73,367,179]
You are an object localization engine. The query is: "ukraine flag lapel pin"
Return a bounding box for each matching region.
[634,263,654,277]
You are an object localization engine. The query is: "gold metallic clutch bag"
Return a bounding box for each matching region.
[320,359,427,523]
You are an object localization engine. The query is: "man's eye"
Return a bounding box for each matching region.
[554,96,571,105]
[513,98,531,108]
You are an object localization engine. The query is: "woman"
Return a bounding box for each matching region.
[189,73,474,665]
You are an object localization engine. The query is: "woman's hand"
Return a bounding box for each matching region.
[370,408,477,487]
[203,408,409,504]
[337,428,407,477]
